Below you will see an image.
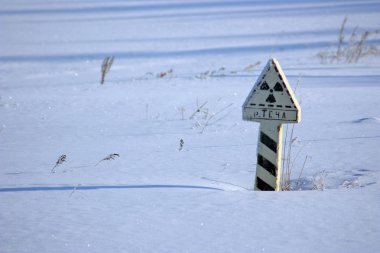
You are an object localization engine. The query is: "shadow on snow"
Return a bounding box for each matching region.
[0,41,334,62]
[1,1,378,18]
[0,184,224,193]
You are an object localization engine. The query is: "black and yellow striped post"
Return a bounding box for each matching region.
[242,58,301,191]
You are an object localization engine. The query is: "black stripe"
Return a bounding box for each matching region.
[257,154,277,177]
[260,132,277,153]
[256,177,275,191]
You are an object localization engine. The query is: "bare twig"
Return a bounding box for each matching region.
[51,154,66,173]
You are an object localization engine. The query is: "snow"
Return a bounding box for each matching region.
[1,0,380,252]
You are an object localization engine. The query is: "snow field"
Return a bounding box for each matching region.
[1,0,380,252]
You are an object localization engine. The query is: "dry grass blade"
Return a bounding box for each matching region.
[95,153,120,166]
[51,154,67,173]
[353,31,370,63]
[100,56,114,84]
[336,16,348,62]
[177,106,186,120]
[282,125,295,191]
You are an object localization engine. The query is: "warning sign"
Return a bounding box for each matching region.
[242,58,301,123]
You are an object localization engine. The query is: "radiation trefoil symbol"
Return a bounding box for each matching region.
[242,58,301,123]
[259,81,284,104]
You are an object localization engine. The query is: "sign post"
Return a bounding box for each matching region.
[242,58,301,191]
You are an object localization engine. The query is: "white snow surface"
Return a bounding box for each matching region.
[1,0,380,252]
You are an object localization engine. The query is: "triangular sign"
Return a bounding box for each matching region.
[242,58,301,123]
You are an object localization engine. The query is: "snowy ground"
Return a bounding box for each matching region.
[1,0,380,252]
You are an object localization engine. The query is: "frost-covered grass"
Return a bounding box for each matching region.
[1,0,380,252]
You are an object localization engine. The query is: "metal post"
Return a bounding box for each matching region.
[254,122,283,191]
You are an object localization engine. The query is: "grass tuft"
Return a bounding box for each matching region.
[318,16,379,64]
